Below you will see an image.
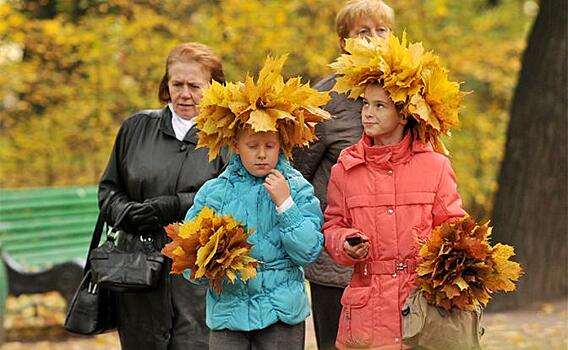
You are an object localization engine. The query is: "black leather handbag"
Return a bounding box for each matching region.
[64,193,117,335]
[89,232,164,292]
[64,270,116,335]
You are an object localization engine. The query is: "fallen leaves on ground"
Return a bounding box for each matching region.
[1,292,119,349]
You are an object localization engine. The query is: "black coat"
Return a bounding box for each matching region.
[98,107,226,349]
[292,74,362,288]
[99,107,225,236]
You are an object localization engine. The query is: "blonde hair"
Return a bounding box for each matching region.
[336,0,395,39]
[158,42,225,104]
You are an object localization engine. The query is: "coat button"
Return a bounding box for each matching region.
[387,208,394,214]
[387,169,393,175]
[395,338,400,342]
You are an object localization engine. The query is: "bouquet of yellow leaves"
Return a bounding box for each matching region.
[162,206,258,294]
[416,216,522,312]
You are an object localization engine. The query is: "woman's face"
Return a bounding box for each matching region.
[340,16,390,51]
[348,16,390,39]
[167,61,211,120]
[362,84,406,145]
[234,129,281,177]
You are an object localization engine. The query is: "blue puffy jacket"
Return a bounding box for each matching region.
[184,154,323,331]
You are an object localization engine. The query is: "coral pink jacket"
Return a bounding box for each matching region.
[323,133,466,349]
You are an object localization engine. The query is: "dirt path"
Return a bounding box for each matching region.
[479,298,568,350]
[1,293,566,349]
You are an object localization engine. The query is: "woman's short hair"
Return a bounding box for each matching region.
[158,42,225,104]
[336,0,395,39]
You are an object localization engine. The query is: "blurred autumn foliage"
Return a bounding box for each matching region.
[0,0,537,219]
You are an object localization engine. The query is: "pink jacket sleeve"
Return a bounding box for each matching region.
[432,158,467,227]
[323,164,365,266]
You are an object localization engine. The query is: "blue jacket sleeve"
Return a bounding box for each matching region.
[278,176,324,266]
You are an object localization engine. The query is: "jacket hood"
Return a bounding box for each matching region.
[338,131,434,171]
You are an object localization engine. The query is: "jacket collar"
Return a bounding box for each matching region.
[159,106,175,138]
[159,106,198,145]
[184,126,199,145]
[339,131,433,171]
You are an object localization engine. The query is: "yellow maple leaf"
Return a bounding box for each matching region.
[225,269,237,283]
[484,243,523,292]
[194,229,222,279]
[217,247,250,269]
[247,110,278,131]
[162,223,199,274]
[239,259,258,281]
[172,246,185,257]
[453,276,470,291]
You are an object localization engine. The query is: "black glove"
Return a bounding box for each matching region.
[144,195,180,225]
[121,202,162,233]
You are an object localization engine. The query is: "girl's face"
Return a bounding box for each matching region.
[362,84,407,145]
[234,128,281,177]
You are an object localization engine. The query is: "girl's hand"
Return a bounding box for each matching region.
[343,234,370,259]
[263,169,290,207]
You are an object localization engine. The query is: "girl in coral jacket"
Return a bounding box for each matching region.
[323,33,468,349]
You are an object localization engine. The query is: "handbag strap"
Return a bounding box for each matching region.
[83,190,119,275]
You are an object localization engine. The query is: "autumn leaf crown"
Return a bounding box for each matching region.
[330,32,467,155]
[195,55,331,161]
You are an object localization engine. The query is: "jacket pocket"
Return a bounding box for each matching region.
[338,286,373,348]
[413,220,431,242]
[402,192,435,242]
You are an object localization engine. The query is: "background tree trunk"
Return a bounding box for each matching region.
[23,0,57,19]
[489,0,567,311]
[487,0,499,7]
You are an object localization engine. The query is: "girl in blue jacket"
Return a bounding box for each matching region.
[183,56,331,350]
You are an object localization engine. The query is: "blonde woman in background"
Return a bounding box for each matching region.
[292,1,395,349]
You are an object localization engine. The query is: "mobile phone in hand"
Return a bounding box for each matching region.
[345,234,365,246]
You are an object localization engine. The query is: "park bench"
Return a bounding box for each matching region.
[0,186,99,330]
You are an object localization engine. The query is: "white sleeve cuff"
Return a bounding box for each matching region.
[276,196,294,214]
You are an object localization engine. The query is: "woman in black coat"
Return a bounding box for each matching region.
[98,42,226,350]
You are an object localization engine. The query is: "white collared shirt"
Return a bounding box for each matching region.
[168,103,196,141]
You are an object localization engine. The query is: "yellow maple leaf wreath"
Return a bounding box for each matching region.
[195,54,331,161]
[330,32,468,155]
